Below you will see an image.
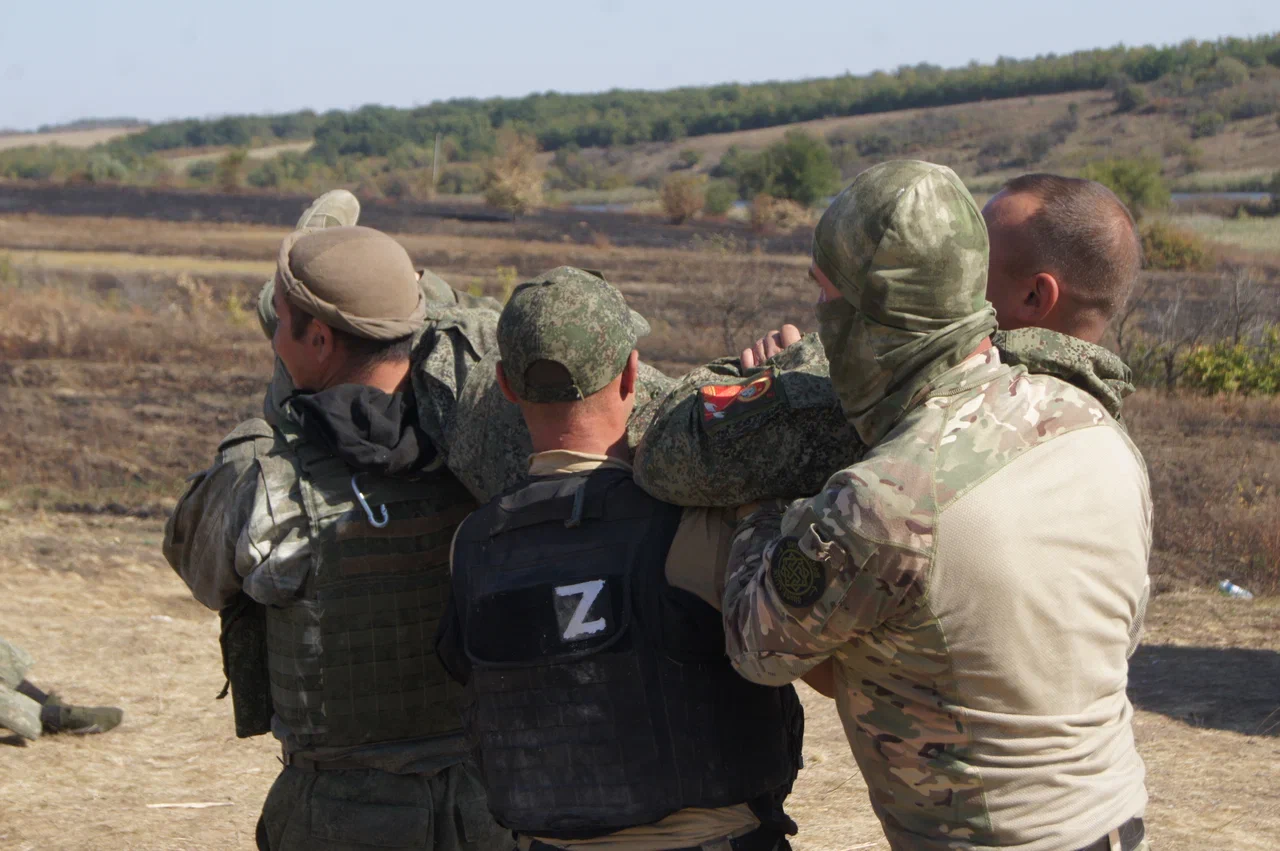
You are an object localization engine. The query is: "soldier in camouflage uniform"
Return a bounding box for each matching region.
[164,224,508,851]
[438,268,801,851]
[633,174,1141,508]
[718,161,1152,851]
[255,191,505,475]
[258,194,672,504]
[0,636,122,741]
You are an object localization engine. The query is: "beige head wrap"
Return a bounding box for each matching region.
[275,226,426,341]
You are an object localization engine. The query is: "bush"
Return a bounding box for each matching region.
[1190,110,1226,138]
[1212,56,1251,88]
[1139,220,1214,271]
[1022,131,1056,164]
[703,180,738,216]
[749,194,813,233]
[1115,84,1148,113]
[1163,138,1204,174]
[215,150,248,192]
[767,131,839,205]
[483,129,544,216]
[674,148,701,169]
[1220,91,1279,121]
[660,173,706,224]
[733,131,839,206]
[438,163,487,194]
[1183,328,1280,395]
[709,145,747,179]
[245,152,313,190]
[1081,157,1170,219]
[185,159,214,184]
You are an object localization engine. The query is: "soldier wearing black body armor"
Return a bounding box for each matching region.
[164,217,508,851]
[438,268,804,851]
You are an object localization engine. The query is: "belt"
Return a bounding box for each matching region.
[280,752,370,772]
[1079,818,1145,851]
[526,826,787,851]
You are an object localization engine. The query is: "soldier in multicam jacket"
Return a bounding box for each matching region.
[633,174,1143,508]
[719,161,1152,851]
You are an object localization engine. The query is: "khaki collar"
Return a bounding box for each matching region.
[528,449,633,478]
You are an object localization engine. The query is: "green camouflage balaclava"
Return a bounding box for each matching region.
[812,160,997,445]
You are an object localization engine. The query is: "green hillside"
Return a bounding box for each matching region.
[1,33,1277,205]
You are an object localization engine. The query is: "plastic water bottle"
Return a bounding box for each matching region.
[1218,579,1255,600]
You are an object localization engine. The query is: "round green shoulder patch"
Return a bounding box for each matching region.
[769,537,826,608]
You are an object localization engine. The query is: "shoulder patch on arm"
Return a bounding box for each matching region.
[769,536,826,608]
[217,419,274,453]
[699,369,784,432]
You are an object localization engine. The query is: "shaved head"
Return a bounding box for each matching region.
[984,174,1141,342]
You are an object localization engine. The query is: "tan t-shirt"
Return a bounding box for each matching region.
[521,450,760,851]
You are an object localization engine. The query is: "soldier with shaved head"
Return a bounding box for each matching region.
[718,161,1152,851]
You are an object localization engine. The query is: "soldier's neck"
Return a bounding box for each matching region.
[526,418,630,461]
[325,359,411,395]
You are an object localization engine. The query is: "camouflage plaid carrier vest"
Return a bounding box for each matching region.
[265,422,475,750]
[451,468,801,838]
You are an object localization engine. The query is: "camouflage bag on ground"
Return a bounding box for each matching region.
[633,333,861,507]
[448,348,676,501]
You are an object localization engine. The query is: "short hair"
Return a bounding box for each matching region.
[999,174,1142,322]
[287,300,413,370]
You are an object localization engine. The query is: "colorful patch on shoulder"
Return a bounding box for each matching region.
[769,537,826,609]
[700,370,783,432]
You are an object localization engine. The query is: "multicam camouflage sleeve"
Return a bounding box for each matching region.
[721,474,927,686]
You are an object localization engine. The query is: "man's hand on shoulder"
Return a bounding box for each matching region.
[740,324,803,369]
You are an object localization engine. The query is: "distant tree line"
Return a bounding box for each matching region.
[92,35,1280,164]
[108,112,322,155]
[35,117,148,133]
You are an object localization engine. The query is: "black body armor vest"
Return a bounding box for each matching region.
[450,467,800,837]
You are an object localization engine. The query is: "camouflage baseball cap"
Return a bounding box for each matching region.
[498,266,650,403]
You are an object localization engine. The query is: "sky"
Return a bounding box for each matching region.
[2,1,1279,131]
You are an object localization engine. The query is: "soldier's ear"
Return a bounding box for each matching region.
[310,319,336,361]
[619,351,640,400]
[1024,273,1061,324]
[495,361,520,404]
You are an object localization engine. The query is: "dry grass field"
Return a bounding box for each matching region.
[2,211,1279,850]
[0,127,144,152]
[162,141,315,173]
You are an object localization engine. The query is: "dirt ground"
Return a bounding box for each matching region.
[0,512,1276,851]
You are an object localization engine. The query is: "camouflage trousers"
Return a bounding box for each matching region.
[256,758,509,851]
[0,637,41,740]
